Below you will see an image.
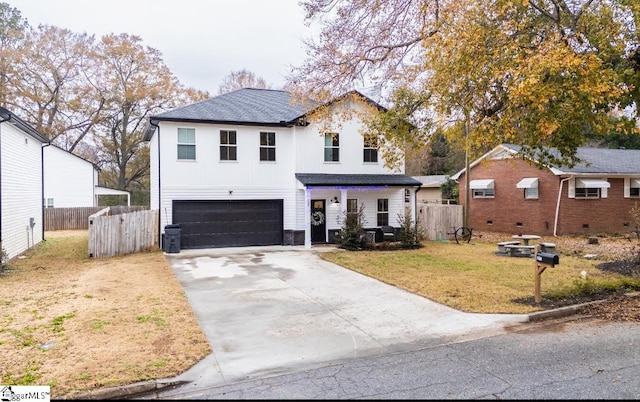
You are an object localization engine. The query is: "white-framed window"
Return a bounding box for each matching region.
[260,131,276,161]
[177,128,195,160]
[470,179,495,198]
[363,133,378,163]
[472,188,495,198]
[377,198,389,226]
[570,178,609,199]
[524,188,538,199]
[324,133,339,162]
[624,178,640,198]
[44,198,54,208]
[517,177,538,199]
[575,188,600,198]
[346,199,358,216]
[220,130,237,161]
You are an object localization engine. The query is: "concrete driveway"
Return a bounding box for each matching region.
[159,245,529,395]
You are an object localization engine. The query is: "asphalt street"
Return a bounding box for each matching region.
[139,317,640,399]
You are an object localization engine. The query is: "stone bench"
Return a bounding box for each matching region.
[539,242,556,253]
[497,241,521,254]
[503,244,535,257]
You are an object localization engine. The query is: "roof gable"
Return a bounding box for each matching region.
[452,143,640,179]
[144,88,386,141]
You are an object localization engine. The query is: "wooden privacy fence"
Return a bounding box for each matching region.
[45,207,102,230]
[88,207,159,258]
[417,204,464,241]
[45,206,148,230]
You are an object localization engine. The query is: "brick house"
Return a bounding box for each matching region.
[450,143,640,236]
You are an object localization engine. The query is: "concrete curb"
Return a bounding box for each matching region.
[66,379,188,400]
[527,299,606,322]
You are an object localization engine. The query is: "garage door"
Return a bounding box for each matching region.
[172,199,283,249]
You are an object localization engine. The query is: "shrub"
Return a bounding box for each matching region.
[396,213,422,249]
[336,203,368,251]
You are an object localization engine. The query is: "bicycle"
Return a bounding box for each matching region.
[448,226,473,244]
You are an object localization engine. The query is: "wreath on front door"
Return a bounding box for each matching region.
[311,211,325,226]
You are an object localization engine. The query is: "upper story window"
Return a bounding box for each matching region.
[324,133,339,162]
[220,130,237,161]
[260,132,276,161]
[177,128,196,160]
[363,134,378,163]
[44,198,54,208]
[377,198,389,226]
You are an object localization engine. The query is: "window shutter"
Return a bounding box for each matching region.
[624,178,630,198]
[568,177,575,199]
[601,178,608,198]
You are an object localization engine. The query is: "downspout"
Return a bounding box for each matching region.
[0,114,11,254]
[554,176,572,237]
[41,142,51,241]
[414,185,422,226]
[149,120,161,245]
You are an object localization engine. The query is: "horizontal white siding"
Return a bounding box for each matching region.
[2,123,44,260]
[295,188,406,231]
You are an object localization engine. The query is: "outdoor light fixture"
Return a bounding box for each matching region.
[332,196,340,204]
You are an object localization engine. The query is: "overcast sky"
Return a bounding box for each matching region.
[8,0,317,95]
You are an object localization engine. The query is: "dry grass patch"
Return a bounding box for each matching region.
[0,230,211,399]
[322,232,640,314]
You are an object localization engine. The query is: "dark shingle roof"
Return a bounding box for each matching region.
[152,88,313,125]
[296,173,422,187]
[503,143,640,174]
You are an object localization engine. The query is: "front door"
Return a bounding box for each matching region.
[310,199,326,243]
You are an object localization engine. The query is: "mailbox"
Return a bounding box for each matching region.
[536,252,559,266]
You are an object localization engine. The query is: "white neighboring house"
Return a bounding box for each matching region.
[0,107,49,261]
[43,145,130,208]
[144,88,422,249]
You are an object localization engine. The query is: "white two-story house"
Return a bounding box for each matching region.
[143,88,421,249]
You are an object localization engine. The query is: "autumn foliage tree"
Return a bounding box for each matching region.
[290,0,640,168]
[0,3,209,205]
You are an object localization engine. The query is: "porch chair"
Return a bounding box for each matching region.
[381,225,396,241]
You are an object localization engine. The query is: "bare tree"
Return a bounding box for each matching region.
[218,69,271,94]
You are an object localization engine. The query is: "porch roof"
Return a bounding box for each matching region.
[295,173,422,187]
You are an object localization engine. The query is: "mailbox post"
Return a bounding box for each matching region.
[533,245,560,303]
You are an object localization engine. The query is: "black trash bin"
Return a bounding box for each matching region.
[163,224,181,253]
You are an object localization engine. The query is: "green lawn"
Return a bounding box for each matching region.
[320,238,640,314]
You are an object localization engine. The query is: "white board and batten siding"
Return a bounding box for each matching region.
[1,123,44,260]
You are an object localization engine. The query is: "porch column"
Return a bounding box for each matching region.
[409,187,417,225]
[304,186,311,249]
[340,189,347,220]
